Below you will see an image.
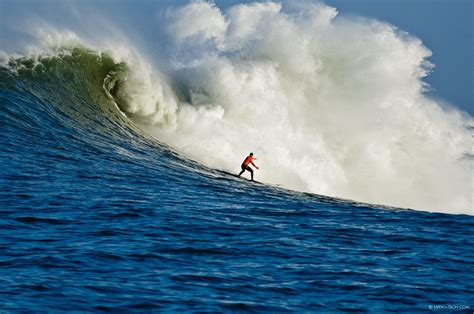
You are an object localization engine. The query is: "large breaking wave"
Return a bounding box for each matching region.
[1,1,472,214]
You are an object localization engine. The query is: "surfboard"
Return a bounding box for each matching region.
[218,170,282,187]
[219,170,259,183]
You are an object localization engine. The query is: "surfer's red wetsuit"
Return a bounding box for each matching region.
[243,155,256,167]
[238,153,259,181]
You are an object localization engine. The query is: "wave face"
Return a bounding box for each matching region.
[1,1,473,311]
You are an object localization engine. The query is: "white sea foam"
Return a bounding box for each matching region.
[144,1,471,214]
[3,1,472,214]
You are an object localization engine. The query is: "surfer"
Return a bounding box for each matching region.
[238,152,259,181]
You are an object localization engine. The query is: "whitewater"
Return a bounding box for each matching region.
[1,0,473,311]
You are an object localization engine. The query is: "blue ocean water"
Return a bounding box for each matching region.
[0,49,473,312]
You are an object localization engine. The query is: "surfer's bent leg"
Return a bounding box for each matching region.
[238,164,245,176]
[249,167,254,181]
